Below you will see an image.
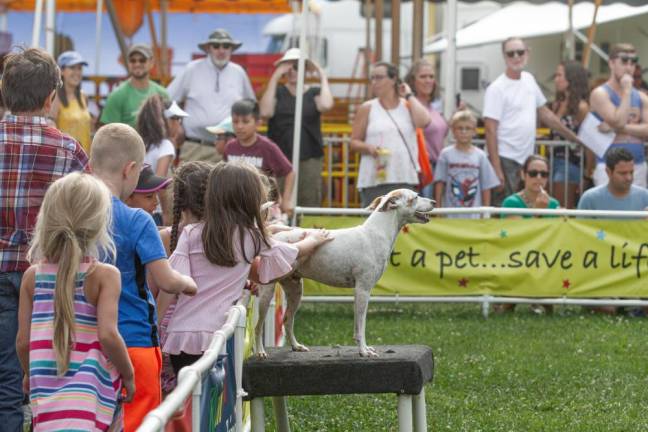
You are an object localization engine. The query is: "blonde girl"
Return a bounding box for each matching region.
[16,172,134,431]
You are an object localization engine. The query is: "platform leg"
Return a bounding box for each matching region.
[251,398,266,432]
[272,396,291,432]
[413,389,427,432]
[398,394,413,432]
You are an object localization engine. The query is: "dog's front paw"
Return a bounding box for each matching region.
[256,350,269,359]
[292,342,310,352]
[359,345,379,357]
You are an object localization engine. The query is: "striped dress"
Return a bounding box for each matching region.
[29,261,122,431]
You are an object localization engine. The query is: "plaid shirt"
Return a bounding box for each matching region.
[0,115,89,272]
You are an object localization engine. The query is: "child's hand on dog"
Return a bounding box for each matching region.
[295,229,333,258]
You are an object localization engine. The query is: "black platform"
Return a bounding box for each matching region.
[243,345,434,399]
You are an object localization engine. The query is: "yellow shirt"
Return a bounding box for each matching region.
[56,97,92,153]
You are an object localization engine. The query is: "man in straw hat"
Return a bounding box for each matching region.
[168,29,255,163]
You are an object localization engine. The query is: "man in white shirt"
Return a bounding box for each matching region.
[484,37,581,205]
[168,29,255,163]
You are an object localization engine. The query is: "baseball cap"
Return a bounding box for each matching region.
[206,116,234,135]
[57,51,88,68]
[135,165,172,193]
[128,43,153,60]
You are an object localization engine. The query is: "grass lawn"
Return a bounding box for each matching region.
[260,302,648,431]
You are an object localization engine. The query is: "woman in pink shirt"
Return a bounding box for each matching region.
[162,161,331,373]
[405,59,449,198]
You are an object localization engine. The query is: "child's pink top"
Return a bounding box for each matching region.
[163,223,298,355]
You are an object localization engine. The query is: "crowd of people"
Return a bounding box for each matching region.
[1,25,648,431]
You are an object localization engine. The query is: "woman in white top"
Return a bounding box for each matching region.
[136,95,188,224]
[351,62,430,207]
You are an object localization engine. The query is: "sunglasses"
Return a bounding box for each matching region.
[505,49,527,58]
[616,54,639,65]
[128,57,147,64]
[370,74,387,81]
[169,116,183,122]
[526,170,549,178]
[210,43,232,50]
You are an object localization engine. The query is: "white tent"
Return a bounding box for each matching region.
[426,2,648,53]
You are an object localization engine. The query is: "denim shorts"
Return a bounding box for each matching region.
[552,158,581,184]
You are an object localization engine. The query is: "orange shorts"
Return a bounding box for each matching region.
[124,347,162,432]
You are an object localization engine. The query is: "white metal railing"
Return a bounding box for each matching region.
[294,206,648,318]
[137,296,249,432]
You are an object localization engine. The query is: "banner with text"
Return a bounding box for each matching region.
[300,216,648,298]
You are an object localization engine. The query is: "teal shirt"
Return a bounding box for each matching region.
[100,80,168,128]
[501,193,560,218]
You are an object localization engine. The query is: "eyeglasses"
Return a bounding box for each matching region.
[210,43,232,50]
[505,49,527,58]
[526,170,549,178]
[370,74,387,81]
[129,57,147,64]
[616,54,639,65]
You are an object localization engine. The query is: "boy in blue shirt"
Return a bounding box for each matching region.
[90,123,197,431]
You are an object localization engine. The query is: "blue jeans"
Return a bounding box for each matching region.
[0,271,24,431]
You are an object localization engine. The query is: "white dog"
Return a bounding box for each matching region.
[255,189,435,357]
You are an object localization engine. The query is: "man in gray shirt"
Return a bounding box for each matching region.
[168,29,255,163]
[578,147,648,211]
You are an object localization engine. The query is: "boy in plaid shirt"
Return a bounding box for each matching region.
[0,48,88,430]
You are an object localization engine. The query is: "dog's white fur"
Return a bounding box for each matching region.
[254,189,435,357]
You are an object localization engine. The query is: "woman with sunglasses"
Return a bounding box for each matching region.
[260,48,334,207]
[502,155,560,215]
[497,155,558,315]
[351,62,430,207]
[50,51,93,153]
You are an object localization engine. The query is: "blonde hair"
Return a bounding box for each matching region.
[28,172,115,375]
[90,123,145,175]
[450,110,477,128]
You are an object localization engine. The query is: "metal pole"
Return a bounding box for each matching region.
[412,0,424,63]
[565,0,575,60]
[0,12,8,33]
[45,0,55,56]
[582,0,603,68]
[95,0,104,76]
[105,0,129,72]
[32,0,44,48]
[290,1,309,217]
[160,0,169,81]
[443,0,457,118]
[375,0,383,61]
[390,0,400,68]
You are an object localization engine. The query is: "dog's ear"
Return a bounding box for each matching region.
[366,195,384,211]
[376,195,399,212]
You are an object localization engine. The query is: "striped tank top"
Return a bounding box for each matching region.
[29,261,122,431]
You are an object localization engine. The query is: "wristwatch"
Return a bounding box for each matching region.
[404,93,413,100]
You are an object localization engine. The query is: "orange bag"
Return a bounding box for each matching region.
[416,128,434,187]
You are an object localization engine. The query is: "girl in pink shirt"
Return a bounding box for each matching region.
[162,161,330,373]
